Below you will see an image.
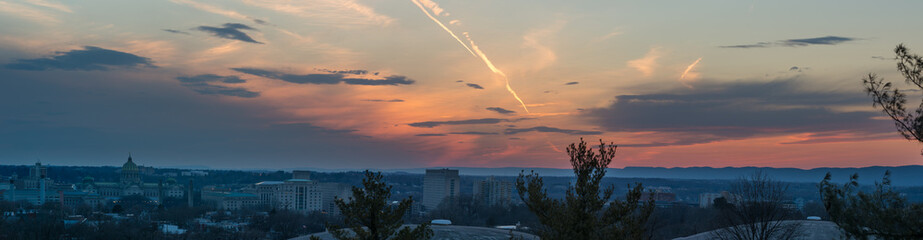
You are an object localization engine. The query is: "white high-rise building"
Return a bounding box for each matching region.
[422,169,459,210]
[473,177,512,206]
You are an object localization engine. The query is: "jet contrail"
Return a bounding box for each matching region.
[680,57,702,89]
[410,0,574,153]
[410,0,476,57]
[463,32,530,113]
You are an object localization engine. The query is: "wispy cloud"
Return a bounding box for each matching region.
[416,133,446,137]
[177,74,246,84]
[503,126,602,135]
[26,0,71,13]
[177,74,259,98]
[4,46,154,71]
[0,1,60,24]
[720,36,857,48]
[521,20,564,71]
[170,0,265,25]
[408,118,531,128]
[233,67,415,86]
[627,47,661,77]
[163,29,190,35]
[195,23,263,44]
[362,99,404,102]
[243,0,394,27]
[450,131,497,135]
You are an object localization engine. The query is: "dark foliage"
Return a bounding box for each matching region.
[516,138,654,240]
[864,44,923,152]
[427,195,538,228]
[820,171,923,239]
[329,170,432,240]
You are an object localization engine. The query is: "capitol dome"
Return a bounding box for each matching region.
[122,154,139,172]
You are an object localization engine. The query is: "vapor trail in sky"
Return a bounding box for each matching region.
[410,0,476,57]
[409,0,569,152]
[679,57,702,89]
[462,32,530,113]
[410,0,529,113]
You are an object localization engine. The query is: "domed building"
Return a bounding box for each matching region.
[77,154,185,201]
[121,154,141,185]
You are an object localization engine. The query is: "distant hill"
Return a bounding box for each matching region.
[292,165,923,186]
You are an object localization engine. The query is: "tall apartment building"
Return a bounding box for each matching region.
[422,169,460,210]
[318,182,351,214]
[473,177,512,206]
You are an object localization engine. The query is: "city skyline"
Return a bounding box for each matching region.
[3,0,923,169]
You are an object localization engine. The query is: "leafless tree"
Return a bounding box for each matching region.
[711,171,803,240]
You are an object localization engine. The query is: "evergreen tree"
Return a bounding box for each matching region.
[515,138,654,240]
[329,170,432,240]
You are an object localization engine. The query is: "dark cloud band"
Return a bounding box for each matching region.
[486,107,516,115]
[503,126,602,135]
[177,74,258,98]
[584,79,891,146]
[195,23,262,44]
[233,67,415,86]
[466,83,484,89]
[408,118,532,128]
[4,46,154,71]
[720,36,856,48]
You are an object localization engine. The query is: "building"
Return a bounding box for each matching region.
[422,169,460,210]
[202,192,261,210]
[318,182,351,214]
[60,191,103,209]
[473,177,512,206]
[75,154,184,201]
[641,186,679,208]
[17,162,52,190]
[699,191,737,208]
[251,181,283,207]
[2,189,60,206]
[181,171,209,177]
[277,179,322,213]
[239,171,325,213]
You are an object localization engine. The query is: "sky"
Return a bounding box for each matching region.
[2,0,923,169]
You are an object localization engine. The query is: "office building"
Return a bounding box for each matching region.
[473,177,512,206]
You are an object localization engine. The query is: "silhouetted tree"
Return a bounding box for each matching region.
[710,171,803,240]
[832,43,923,239]
[516,138,654,240]
[329,170,432,240]
[863,44,923,152]
[820,171,923,239]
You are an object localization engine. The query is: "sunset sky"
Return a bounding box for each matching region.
[2,0,923,169]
